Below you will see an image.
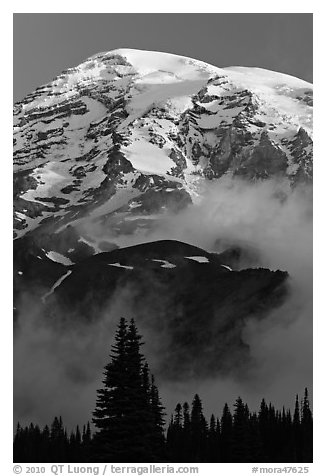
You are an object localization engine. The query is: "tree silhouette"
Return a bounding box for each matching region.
[293,394,302,461]
[232,396,250,462]
[207,414,220,462]
[301,388,313,462]
[13,311,313,466]
[220,403,233,462]
[92,318,165,462]
[190,394,207,462]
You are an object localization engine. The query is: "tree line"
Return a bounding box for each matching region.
[14,318,313,463]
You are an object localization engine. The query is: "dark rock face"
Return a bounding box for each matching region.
[287,128,313,183]
[296,89,313,107]
[209,127,256,178]
[233,131,288,179]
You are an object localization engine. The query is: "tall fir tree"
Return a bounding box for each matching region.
[248,413,263,462]
[92,317,165,462]
[50,416,67,462]
[92,317,129,461]
[301,388,313,462]
[258,398,270,461]
[232,397,250,462]
[166,404,183,462]
[220,403,233,462]
[182,402,191,461]
[206,414,220,462]
[293,394,303,462]
[149,374,166,460]
[190,394,208,462]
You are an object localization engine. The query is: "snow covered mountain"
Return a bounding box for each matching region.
[14,48,313,257]
[14,49,311,377]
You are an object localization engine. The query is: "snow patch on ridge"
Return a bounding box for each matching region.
[46,251,74,266]
[221,264,232,271]
[112,48,221,80]
[108,263,134,270]
[121,131,175,175]
[151,259,176,269]
[41,270,72,303]
[225,66,313,134]
[185,256,209,263]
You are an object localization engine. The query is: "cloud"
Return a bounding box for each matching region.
[14,176,313,426]
[151,177,313,413]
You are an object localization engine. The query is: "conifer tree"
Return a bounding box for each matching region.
[293,394,302,462]
[190,394,207,462]
[92,317,165,462]
[50,416,66,462]
[180,402,191,461]
[174,403,182,425]
[81,422,92,462]
[293,395,302,462]
[220,403,233,462]
[13,423,22,462]
[232,397,250,462]
[149,375,166,460]
[258,398,270,461]
[207,414,220,462]
[301,388,313,462]
[166,404,183,462]
[41,425,51,462]
[248,413,263,462]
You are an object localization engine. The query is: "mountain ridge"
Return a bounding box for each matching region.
[14,48,312,255]
[14,49,309,379]
[14,238,288,378]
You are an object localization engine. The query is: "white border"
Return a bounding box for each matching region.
[2,4,324,474]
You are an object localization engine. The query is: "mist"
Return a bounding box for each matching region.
[132,177,313,415]
[13,176,313,428]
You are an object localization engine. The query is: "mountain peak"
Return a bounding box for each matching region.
[14,48,312,242]
[86,47,222,76]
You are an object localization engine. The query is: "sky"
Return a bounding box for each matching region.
[13,13,313,102]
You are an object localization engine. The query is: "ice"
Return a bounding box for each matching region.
[126,79,209,118]
[66,97,107,132]
[54,173,142,235]
[114,48,221,80]
[41,270,72,303]
[121,131,175,175]
[225,66,311,91]
[107,48,221,120]
[14,212,59,240]
[185,256,209,263]
[225,67,313,134]
[198,100,221,113]
[78,236,101,253]
[21,162,69,203]
[46,251,74,266]
[15,212,26,221]
[108,263,134,270]
[129,201,142,209]
[221,264,232,271]
[151,259,176,269]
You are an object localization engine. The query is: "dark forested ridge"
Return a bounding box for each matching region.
[14,318,313,463]
[14,239,288,381]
